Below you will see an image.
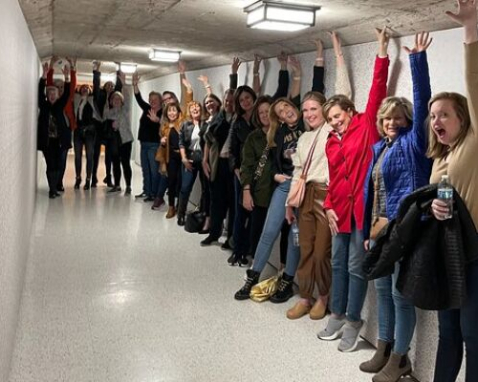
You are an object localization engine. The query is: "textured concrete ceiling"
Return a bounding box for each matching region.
[19,0,458,81]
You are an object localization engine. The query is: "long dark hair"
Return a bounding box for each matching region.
[234,85,257,116]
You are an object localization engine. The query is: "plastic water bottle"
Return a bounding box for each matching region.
[437,175,453,219]
[291,221,300,247]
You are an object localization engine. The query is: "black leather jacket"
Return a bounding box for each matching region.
[363,184,478,310]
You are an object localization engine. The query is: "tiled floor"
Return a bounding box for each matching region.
[9,159,376,382]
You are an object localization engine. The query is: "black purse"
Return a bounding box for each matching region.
[184,211,206,233]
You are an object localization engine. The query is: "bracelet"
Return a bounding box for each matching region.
[205,84,211,88]
[253,73,259,77]
[243,187,251,191]
[315,58,324,62]
[293,76,301,80]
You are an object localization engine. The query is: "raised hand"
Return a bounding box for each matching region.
[93,60,101,71]
[231,57,242,74]
[62,64,71,80]
[181,77,192,90]
[49,55,59,68]
[147,109,160,123]
[118,70,126,85]
[446,0,477,26]
[42,62,50,79]
[375,26,391,57]
[314,38,324,58]
[198,74,209,85]
[253,54,262,74]
[66,57,77,70]
[277,51,288,70]
[288,56,302,77]
[132,72,140,87]
[403,32,433,54]
[178,59,186,74]
[329,31,343,57]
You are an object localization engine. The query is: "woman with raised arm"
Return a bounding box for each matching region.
[37,62,71,198]
[317,28,390,353]
[284,32,352,321]
[103,72,134,195]
[359,32,433,381]
[132,71,163,202]
[428,2,478,381]
[234,41,326,303]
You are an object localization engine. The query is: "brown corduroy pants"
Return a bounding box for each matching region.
[297,182,332,300]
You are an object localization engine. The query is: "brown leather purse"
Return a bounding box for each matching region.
[369,153,389,240]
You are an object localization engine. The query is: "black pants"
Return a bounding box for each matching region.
[42,138,65,193]
[199,168,210,216]
[92,125,112,182]
[74,129,96,181]
[167,152,182,207]
[109,132,132,187]
[249,205,289,262]
[56,147,69,189]
[209,158,235,241]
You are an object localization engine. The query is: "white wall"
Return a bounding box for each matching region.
[135,27,468,381]
[0,0,39,380]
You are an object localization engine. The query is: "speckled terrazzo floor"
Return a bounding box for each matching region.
[8,158,377,382]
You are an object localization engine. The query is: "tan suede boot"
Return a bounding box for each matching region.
[286,301,311,320]
[309,298,327,320]
[360,340,393,373]
[372,352,412,382]
[165,206,176,219]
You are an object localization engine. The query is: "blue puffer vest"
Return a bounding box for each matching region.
[363,51,433,240]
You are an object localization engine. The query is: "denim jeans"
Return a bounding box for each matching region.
[233,176,251,256]
[374,261,416,355]
[330,218,368,322]
[434,260,478,382]
[252,180,300,277]
[140,142,160,197]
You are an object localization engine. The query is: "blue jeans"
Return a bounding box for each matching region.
[374,262,416,355]
[140,142,160,197]
[330,219,368,322]
[434,260,478,382]
[252,180,300,277]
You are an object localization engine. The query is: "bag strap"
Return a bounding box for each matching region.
[253,144,270,181]
[301,130,320,178]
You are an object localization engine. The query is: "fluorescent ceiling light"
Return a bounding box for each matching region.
[116,63,137,74]
[244,1,319,31]
[149,49,181,62]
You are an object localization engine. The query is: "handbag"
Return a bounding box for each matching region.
[287,131,320,208]
[250,275,279,302]
[369,150,389,240]
[184,210,206,233]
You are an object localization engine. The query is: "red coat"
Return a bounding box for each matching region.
[324,56,389,233]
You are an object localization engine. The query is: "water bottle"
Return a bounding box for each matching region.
[437,175,453,219]
[291,221,300,247]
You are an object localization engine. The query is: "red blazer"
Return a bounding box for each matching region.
[47,68,77,131]
[324,56,389,234]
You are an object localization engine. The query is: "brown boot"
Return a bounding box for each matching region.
[286,300,311,320]
[309,298,327,320]
[360,340,393,373]
[165,206,176,219]
[372,352,411,382]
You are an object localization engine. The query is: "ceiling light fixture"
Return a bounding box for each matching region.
[116,63,137,74]
[149,49,181,62]
[244,1,320,32]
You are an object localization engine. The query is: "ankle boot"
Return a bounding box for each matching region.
[234,269,260,300]
[166,206,176,219]
[151,197,165,211]
[83,179,91,190]
[177,197,188,222]
[360,340,393,373]
[270,273,295,303]
[74,177,81,190]
[372,352,412,382]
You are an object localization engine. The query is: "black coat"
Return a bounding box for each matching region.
[363,184,478,310]
[37,78,71,151]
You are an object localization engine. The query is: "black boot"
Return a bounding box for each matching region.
[270,273,295,303]
[83,178,90,190]
[234,269,260,300]
[177,197,187,226]
[74,177,81,190]
[91,176,98,188]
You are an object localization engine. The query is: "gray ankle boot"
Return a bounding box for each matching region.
[372,352,412,382]
[360,340,393,373]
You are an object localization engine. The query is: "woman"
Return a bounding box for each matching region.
[157,102,184,218]
[132,72,162,201]
[318,28,390,353]
[104,73,134,194]
[429,2,478,381]
[37,62,71,199]
[177,101,209,226]
[74,84,99,190]
[360,32,433,381]
[284,32,352,321]
[201,92,236,246]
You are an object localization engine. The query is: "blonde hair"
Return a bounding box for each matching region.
[267,98,300,148]
[427,92,471,159]
[376,97,413,137]
[322,94,356,122]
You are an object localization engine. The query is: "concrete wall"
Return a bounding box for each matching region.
[0,0,39,380]
[134,27,468,382]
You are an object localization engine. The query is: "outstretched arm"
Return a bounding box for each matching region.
[179,60,193,111]
[404,32,433,153]
[229,57,241,90]
[272,52,289,100]
[198,75,212,96]
[132,72,150,111]
[289,56,302,103]
[38,62,49,107]
[252,54,262,95]
[330,31,352,99]
[311,39,325,94]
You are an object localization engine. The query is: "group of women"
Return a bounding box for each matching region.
[37,2,477,381]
